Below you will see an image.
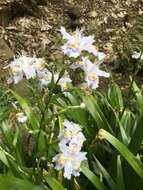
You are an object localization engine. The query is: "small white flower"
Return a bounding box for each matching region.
[82,57,110,89]
[132,51,143,59]
[34,58,46,75]
[39,70,52,85]
[58,75,72,92]
[16,112,27,123]
[60,26,94,58]
[20,56,36,79]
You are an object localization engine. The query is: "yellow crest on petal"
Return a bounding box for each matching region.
[89,73,98,81]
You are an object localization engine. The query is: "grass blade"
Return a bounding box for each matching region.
[81,165,108,190]
[98,129,143,179]
[44,176,65,190]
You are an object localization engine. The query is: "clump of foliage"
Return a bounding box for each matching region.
[0,25,143,190]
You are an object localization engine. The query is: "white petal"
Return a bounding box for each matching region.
[97,52,106,61]
[96,69,110,77]
[60,26,71,39]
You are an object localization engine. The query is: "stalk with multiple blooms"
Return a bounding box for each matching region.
[53,120,86,179]
[6,26,110,91]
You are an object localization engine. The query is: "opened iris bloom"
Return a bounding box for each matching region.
[58,120,83,142]
[58,75,72,92]
[60,26,95,58]
[39,70,52,85]
[82,57,110,89]
[53,149,86,179]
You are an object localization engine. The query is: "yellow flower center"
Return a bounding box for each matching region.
[57,155,66,165]
[63,83,68,90]
[70,42,78,49]
[39,63,45,70]
[45,73,51,81]
[64,131,72,138]
[70,144,79,152]
[74,163,80,170]
[11,66,20,76]
[89,73,98,81]
[90,45,98,53]
[75,60,83,66]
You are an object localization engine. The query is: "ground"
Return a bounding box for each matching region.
[0,0,143,88]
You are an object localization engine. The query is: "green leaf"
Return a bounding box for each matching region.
[108,83,123,109]
[44,176,65,190]
[0,149,9,167]
[129,114,143,154]
[67,92,88,127]
[94,157,116,190]
[1,121,14,147]
[81,165,108,190]
[0,175,46,190]
[11,90,40,130]
[98,129,143,179]
[38,131,46,153]
[117,155,125,190]
[82,95,114,134]
[132,81,143,113]
[121,110,135,137]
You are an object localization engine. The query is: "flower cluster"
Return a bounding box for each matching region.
[6,55,47,84]
[6,55,72,93]
[53,120,86,179]
[6,27,110,91]
[60,27,110,89]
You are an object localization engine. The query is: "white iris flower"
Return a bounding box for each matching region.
[60,26,95,58]
[39,70,52,86]
[53,151,86,179]
[82,57,110,89]
[58,75,72,92]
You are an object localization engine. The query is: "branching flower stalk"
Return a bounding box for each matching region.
[4,26,111,182]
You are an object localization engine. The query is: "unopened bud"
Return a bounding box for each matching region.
[98,129,106,140]
[80,103,85,109]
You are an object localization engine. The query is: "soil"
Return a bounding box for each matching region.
[0,0,143,89]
